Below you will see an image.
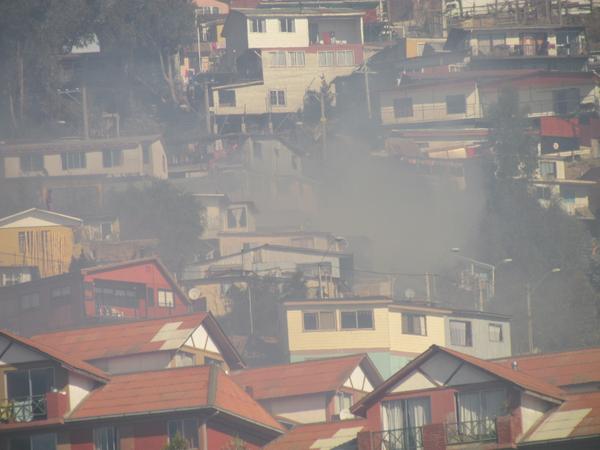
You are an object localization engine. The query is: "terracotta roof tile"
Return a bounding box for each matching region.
[32,313,209,361]
[0,329,109,382]
[68,366,282,432]
[231,354,381,400]
[263,419,367,450]
[493,347,600,387]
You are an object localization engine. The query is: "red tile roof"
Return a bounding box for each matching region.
[493,347,600,387]
[231,354,382,400]
[263,419,368,450]
[31,312,245,369]
[352,345,564,416]
[68,365,283,432]
[0,329,109,382]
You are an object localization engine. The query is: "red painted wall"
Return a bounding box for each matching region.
[70,427,94,450]
[134,420,168,450]
[207,427,262,450]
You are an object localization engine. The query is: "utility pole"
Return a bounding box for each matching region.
[248,280,255,336]
[364,67,372,119]
[526,283,533,353]
[320,90,327,159]
[82,84,90,140]
[203,82,211,134]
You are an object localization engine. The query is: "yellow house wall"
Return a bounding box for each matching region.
[0,225,76,277]
[286,306,390,352]
[388,311,447,354]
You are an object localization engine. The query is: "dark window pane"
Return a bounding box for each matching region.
[7,371,29,398]
[304,312,318,330]
[357,311,373,328]
[9,437,30,450]
[341,311,357,329]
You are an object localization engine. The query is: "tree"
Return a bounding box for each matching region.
[163,433,188,450]
[221,437,248,450]
[104,181,203,276]
[486,87,537,180]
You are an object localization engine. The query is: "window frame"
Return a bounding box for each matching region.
[102,149,123,168]
[61,152,87,170]
[318,51,335,66]
[288,51,305,67]
[218,89,236,107]
[10,433,57,450]
[449,319,473,347]
[488,323,503,342]
[269,89,286,107]
[401,313,427,336]
[19,154,44,173]
[446,94,467,115]
[269,50,287,67]
[249,18,266,33]
[335,50,355,66]
[279,17,295,32]
[393,98,414,118]
[340,310,374,330]
[302,310,336,331]
[94,426,118,450]
[158,289,175,308]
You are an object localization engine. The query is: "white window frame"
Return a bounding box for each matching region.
[249,18,266,33]
[335,50,355,66]
[269,50,287,67]
[279,17,295,32]
[488,323,503,342]
[318,51,335,66]
[158,289,174,307]
[288,51,305,67]
[269,89,286,107]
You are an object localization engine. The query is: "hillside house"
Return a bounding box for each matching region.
[212,8,365,118]
[30,312,245,374]
[0,258,193,336]
[0,330,283,450]
[231,354,382,424]
[282,297,512,377]
[0,208,82,279]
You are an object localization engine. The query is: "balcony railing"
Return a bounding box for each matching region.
[370,427,424,450]
[0,395,47,423]
[446,419,497,444]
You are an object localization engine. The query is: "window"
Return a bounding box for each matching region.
[249,18,266,32]
[142,145,150,164]
[303,311,336,331]
[21,293,40,310]
[253,141,263,159]
[20,155,44,173]
[174,352,196,367]
[7,368,54,422]
[279,18,295,32]
[456,389,506,426]
[94,427,118,450]
[102,149,122,168]
[198,6,219,14]
[446,94,467,114]
[269,90,286,106]
[147,287,154,306]
[539,161,556,178]
[168,419,199,449]
[205,356,223,367]
[450,320,472,346]
[382,397,431,442]
[340,310,373,329]
[18,232,27,253]
[269,51,287,67]
[402,313,427,336]
[226,207,248,228]
[61,152,86,170]
[318,51,335,66]
[336,50,355,66]
[394,98,414,118]
[158,289,174,307]
[94,281,141,308]
[9,433,56,450]
[288,51,305,67]
[51,286,71,300]
[553,88,580,115]
[218,90,236,107]
[489,323,503,342]
[334,392,354,417]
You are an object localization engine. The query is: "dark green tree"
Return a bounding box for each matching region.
[163,433,188,450]
[104,181,203,276]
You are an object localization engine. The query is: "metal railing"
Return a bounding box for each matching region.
[370,427,424,450]
[0,395,47,423]
[446,419,497,444]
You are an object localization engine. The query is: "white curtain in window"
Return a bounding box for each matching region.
[416,316,426,335]
[406,398,430,428]
[450,321,467,346]
[458,391,481,423]
[382,400,404,430]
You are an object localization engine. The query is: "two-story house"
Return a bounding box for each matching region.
[282,297,512,377]
[0,208,82,280]
[231,354,383,424]
[0,329,284,450]
[212,7,365,121]
[0,258,194,336]
[30,312,245,374]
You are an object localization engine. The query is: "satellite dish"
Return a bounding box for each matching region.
[404,288,416,300]
[339,409,355,420]
[188,288,201,301]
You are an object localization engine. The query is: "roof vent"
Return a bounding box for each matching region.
[512,360,518,371]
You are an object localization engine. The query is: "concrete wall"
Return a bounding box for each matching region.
[247,17,310,49]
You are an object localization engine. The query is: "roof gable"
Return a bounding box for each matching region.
[352,345,564,416]
[0,329,109,382]
[264,419,368,450]
[32,312,245,370]
[0,208,82,229]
